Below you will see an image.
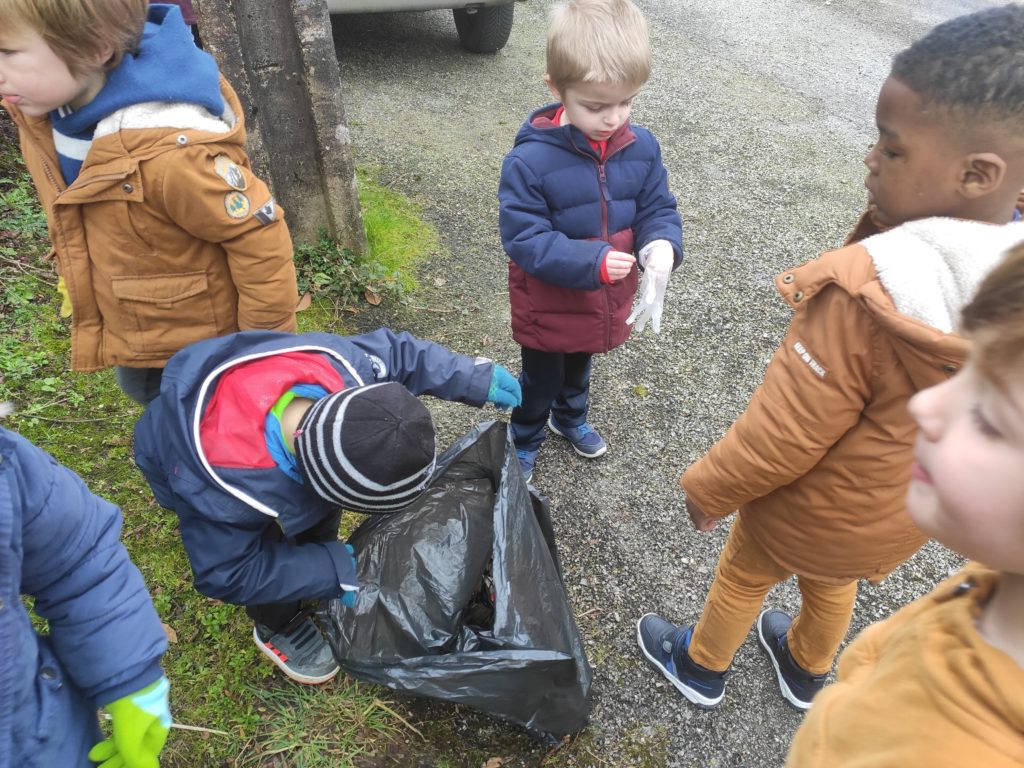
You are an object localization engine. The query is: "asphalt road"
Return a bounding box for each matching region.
[331,2,993,765]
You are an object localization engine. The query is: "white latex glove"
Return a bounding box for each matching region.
[627,240,674,334]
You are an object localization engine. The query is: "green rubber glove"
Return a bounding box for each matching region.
[88,676,171,768]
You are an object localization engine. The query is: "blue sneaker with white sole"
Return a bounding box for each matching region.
[547,416,607,458]
[515,447,537,483]
[636,613,727,708]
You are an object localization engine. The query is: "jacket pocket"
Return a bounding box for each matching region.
[111,272,218,355]
[29,640,61,746]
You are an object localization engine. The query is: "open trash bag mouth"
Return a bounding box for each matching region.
[319,421,592,738]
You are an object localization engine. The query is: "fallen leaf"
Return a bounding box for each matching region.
[482,758,508,768]
[296,292,313,311]
[161,623,178,643]
[364,287,382,306]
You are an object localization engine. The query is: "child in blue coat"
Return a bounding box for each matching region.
[0,422,169,768]
[134,329,520,685]
[498,0,683,482]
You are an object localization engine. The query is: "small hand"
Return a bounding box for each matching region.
[642,240,674,275]
[88,676,171,768]
[686,497,717,532]
[603,250,636,282]
[487,364,522,410]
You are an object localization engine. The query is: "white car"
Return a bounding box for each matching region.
[328,0,518,53]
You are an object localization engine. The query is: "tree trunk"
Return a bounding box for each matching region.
[194,0,367,255]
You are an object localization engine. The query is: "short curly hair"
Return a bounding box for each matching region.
[891,4,1024,132]
[0,0,149,75]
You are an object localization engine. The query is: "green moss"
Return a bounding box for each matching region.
[358,167,435,295]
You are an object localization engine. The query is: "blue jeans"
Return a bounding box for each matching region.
[244,509,343,632]
[510,347,593,452]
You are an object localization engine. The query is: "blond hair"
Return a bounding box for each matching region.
[961,240,1024,390]
[546,0,651,93]
[0,0,148,75]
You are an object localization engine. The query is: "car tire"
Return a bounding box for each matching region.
[452,4,514,53]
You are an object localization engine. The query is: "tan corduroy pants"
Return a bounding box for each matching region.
[688,514,858,676]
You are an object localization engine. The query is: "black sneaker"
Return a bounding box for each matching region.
[757,609,827,710]
[636,613,727,708]
[254,616,340,685]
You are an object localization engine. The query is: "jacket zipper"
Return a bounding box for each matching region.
[597,161,612,350]
[569,132,637,351]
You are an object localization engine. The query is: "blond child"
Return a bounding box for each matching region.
[0,0,298,405]
[637,4,1024,710]
[786,241,1024,766]
[498,0,683,482]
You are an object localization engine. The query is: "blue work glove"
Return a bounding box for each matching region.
[340,543,358,608]
[487,365,522,410]
[88,676,171,768]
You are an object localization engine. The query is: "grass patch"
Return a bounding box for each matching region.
[232,681,420,767]
[293,168,434,320]
[358,166,434,293]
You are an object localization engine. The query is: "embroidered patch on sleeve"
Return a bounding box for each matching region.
[253,198,277,225]
[213,154,247,190]
[792,340,827,379]
[224,191,250,219]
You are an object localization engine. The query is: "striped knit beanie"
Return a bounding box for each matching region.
[293,382,436,514]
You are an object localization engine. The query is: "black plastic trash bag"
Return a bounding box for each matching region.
[319,420,592,737]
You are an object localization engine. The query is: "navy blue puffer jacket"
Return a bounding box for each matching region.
[0,427,166,767]
[499,104,683,353]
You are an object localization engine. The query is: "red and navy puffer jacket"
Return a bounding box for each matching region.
[499,104,683,353]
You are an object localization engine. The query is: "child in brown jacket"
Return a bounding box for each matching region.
[0,0,298,405]
[786,242,1024,767]
[637,4,1024,710]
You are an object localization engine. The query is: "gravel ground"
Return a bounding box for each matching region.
[330,2,989,765]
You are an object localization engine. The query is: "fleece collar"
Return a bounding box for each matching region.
[863,218,1024,333]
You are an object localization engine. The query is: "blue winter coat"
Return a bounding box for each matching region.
[499,104,683,353]
[0,428,166,768]
[133,330,495,607]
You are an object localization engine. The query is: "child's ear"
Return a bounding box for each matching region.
[960,152,1008,199]
[92,41,116,70]
[544,74,562,103]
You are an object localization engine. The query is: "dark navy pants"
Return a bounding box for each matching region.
[115,366,164,406]
[510,347,593,451]
[245,509,342,632]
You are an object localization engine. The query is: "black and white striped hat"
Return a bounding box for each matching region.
[293,382,436,514]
